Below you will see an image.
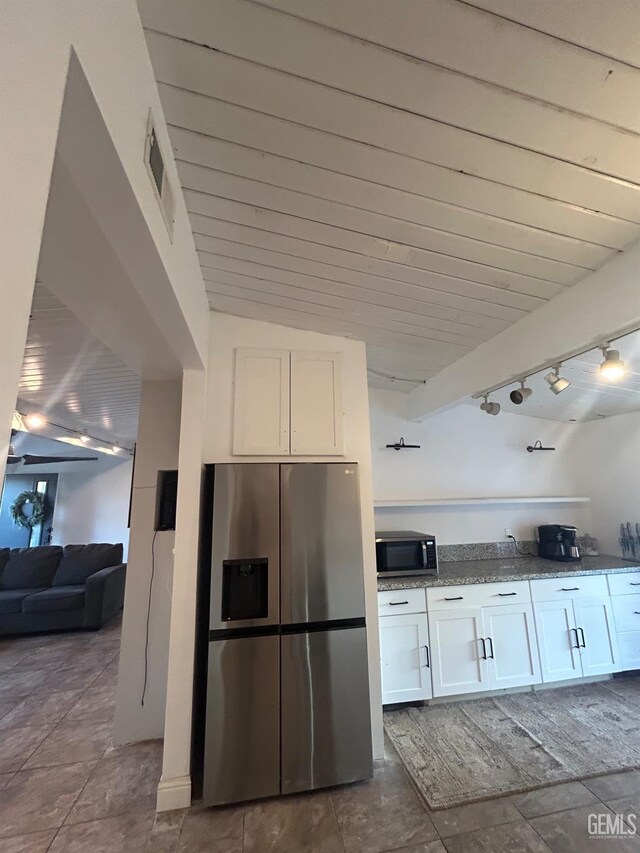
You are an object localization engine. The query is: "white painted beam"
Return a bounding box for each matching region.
[406,240,640,419]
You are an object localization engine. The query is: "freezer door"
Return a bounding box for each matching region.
[281,626,373,794]
[210,464,280,630]
[203,635,280,806]
[281,463,365,624]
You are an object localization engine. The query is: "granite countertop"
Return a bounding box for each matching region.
[377,554,640,590]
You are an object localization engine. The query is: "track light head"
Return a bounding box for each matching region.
[24,413,46,429]
[544,366,571,395]
[509,380,533,405]
[599,346,626,381]
[480,395,501,415]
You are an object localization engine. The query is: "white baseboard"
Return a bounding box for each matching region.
[156,774,191,812]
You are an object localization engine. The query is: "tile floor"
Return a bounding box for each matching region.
[1,620,639,851]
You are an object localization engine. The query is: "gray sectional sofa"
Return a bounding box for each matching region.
[0,543,126,635]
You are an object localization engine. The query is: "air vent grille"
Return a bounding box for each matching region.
[145,110,174,240]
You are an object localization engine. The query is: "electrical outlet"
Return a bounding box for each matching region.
[505,528,513,540]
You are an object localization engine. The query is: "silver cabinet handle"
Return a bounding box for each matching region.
[388,601,409,606]
[423,645,430,668]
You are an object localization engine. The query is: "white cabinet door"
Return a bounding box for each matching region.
[574,596,621,677]
[533,601,581,683]
[379,613,432,705]
[617,631,640,671]
[483,603,541,690]
[428,608,489,697]
[290,351,344,455]
[233,348,290,455]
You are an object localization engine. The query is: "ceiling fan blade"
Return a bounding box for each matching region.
[6,456,22,465]
[21,454,98,465]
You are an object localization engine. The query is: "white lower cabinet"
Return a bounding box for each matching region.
[617,632,640,670]
[574,597,620,677]
[379,575,624,706]
[429,608,488,697]
[534,596,620,683]
[379,612,432,704]
[534,600,581,682]
[483,603,541,690]
[429,603,540,697]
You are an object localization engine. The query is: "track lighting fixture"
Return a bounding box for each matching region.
[480,395,501,415]
[509,380,533,405]
[543,365,571,395]
[599,345,626,381]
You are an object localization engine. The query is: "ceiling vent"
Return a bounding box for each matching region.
[144,110,174,240]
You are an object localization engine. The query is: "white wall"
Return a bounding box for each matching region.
[370,388,593,543]
[52,459,133,558]
[202,313,383,755]
[569,411,640,557]
[114,380,182,745]
[0,0,208,484]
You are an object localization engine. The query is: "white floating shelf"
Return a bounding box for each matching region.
[374,496,591,508]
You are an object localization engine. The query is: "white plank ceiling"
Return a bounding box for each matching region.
[139,0,640,390]
[17,285,141,447]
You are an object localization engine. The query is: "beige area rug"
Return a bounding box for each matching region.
[384,677,640,810]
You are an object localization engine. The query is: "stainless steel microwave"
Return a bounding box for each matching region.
[375,531,438,577]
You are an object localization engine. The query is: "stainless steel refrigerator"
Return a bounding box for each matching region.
[202,462,373,807]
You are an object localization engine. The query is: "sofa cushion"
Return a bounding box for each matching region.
[0,547,63,590]
[52,543,124,587]
[0,548,10,576]
[0,588,47,614]
[21,585,86,613]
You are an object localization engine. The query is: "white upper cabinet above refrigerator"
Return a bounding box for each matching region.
[290,351,343,456]
[233,348,290,456]
[232,348,344,456]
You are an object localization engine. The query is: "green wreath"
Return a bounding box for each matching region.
[9,491,46,529]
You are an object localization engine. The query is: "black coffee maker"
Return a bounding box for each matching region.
[537,525,581,562]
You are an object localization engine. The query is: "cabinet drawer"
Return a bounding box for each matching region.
[530,575,608,602]
[378,588,426,615]
[608,572,640,596]
[612,595,640,633]
[617,631,640,671]
[427,581,530,611]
